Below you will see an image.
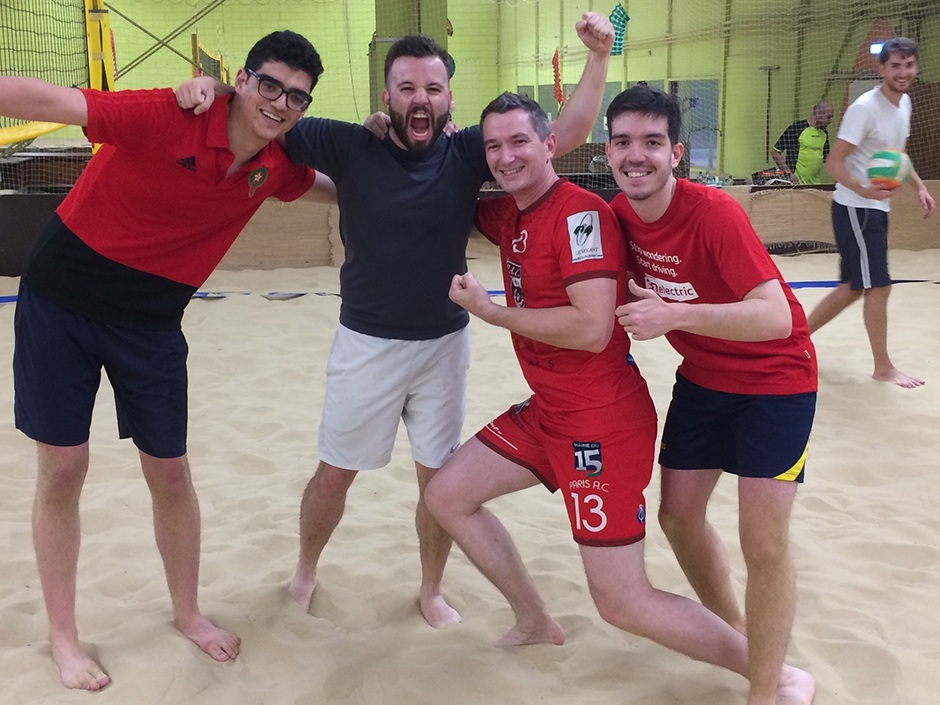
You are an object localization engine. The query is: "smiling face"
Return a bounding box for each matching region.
[606,111,683,221]
[382,55,452,155]
[233,60,312,143]
[879,51,919,98]
[482,108,557,210]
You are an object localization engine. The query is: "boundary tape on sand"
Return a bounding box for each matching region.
[0,280,935,306]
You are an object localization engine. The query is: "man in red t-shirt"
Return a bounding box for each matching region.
[426,93,805,687]
[607,84,817,705]
[0,31,334,691]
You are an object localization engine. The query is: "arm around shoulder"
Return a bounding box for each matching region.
[301,170,337,204]
[176,75,232,115]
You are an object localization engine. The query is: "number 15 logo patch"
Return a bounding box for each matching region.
[567,210,603,263]
[573,441,603,477]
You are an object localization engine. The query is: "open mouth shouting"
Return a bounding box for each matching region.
[389,103,448,154]
[409,109,432,140]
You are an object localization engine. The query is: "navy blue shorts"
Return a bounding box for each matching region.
[13,285,189,458]
[832,202,891,290]
[658,374,816,482]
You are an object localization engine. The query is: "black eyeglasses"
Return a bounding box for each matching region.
[246,68,311,113]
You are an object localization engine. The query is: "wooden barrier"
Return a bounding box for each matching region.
[218,199,338,270]
[722,181,939,250]
[2,181,938,276]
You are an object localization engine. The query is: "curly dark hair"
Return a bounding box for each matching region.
[245,30,324,91]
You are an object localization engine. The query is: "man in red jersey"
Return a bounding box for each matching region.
[607,84,817,705]
[425,93,805,690]
[0,31,334,691]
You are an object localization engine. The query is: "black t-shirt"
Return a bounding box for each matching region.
[285,118,492,341]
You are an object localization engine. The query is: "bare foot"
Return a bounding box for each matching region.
[775,666,816,705]
[176,614,240,662]
[288,571,318,614]
[495,615,565,647]
[49,633,110,691]
[873,367,925,388]
[419,591,462,628]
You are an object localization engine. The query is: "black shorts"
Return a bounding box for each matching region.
[659,374,816,481]
[13,285,189,458]
[832,202,891,290]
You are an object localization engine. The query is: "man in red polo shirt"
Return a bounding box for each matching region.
[0,30,334,691]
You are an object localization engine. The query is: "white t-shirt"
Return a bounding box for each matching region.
[832,86,911,212]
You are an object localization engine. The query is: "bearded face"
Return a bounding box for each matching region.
[388,102,449,154]
[383,55,452,155]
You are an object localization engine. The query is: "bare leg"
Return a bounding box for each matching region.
[32,442,110,691]
[425,438,564,646]
[658,467,746,632]
[581,541,748,672]
[863,287,924,387]
[580,541,814,705]
[738,477,815,705]
[414,462,461,627]
[139,452,239,661]
[288,461,357,611]
[805,282,861,334]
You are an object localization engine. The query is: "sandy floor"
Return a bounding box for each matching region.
[1,244,938,705]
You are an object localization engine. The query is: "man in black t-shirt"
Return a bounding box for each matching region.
[178,14,617,630]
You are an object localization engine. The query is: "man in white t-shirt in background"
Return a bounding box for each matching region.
[806,37,935,388]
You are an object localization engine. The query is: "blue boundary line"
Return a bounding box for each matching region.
[0,280,934,305]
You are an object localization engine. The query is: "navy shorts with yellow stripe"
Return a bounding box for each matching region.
[658,373,815,482]
[13,284,189,459]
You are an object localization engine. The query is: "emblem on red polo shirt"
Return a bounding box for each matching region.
[248,167,268,197]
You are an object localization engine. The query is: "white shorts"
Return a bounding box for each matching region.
[318,325,470,471]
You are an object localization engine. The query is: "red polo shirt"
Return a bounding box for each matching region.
[58,88,314,287]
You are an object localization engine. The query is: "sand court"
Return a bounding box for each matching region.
[1,242,939,704]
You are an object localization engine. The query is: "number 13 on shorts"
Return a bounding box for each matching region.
[570,492,608,533]
[571,441,607,533]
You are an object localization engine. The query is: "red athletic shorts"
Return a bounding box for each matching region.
[476,395,657,547]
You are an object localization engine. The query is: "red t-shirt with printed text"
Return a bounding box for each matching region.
[475,179,654,434]
[610,178,817,395]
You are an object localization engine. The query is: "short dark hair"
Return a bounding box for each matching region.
[245,30,324,91]
[606,84,681,145]
[480,92,551,141]
[384,34,450,85]
[879,37,918,65]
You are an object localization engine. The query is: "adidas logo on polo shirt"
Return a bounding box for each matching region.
[176,156,196,172]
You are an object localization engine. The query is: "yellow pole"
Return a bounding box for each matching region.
[85,0,115,92]
[83,0,115,153]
